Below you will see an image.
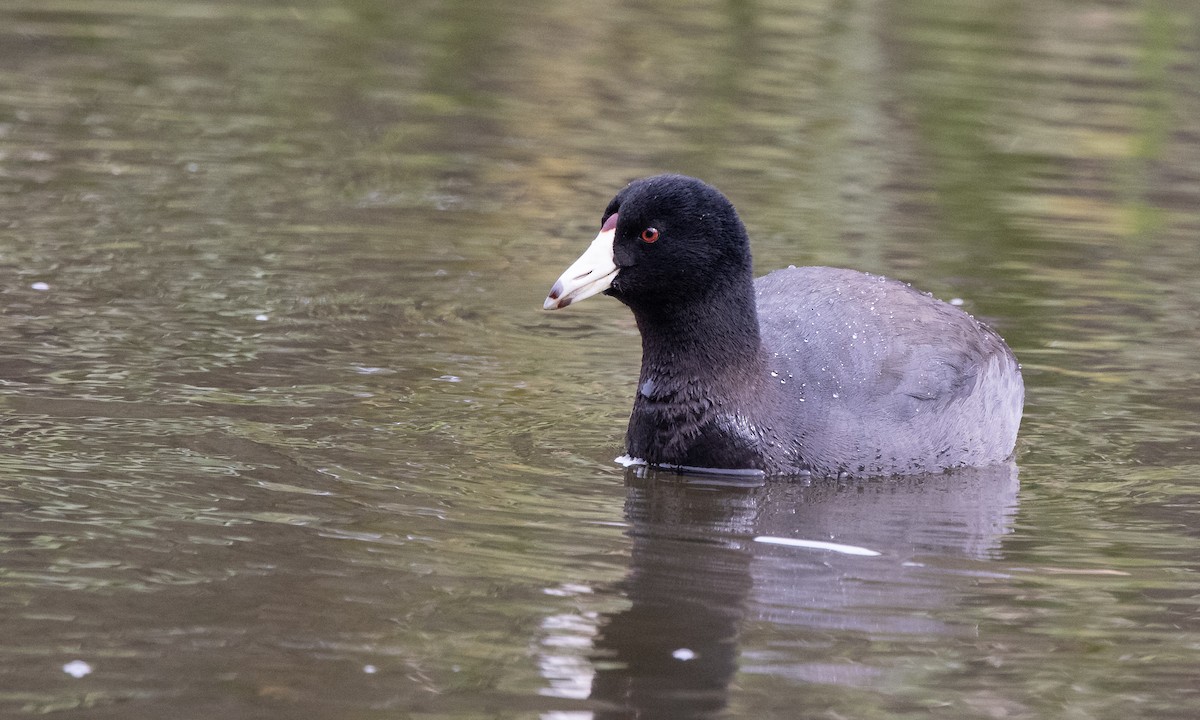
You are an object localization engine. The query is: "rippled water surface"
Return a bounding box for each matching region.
[2,1,1199,718]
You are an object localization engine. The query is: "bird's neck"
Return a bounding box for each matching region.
[631,282,764,397]
[624,283,769,470]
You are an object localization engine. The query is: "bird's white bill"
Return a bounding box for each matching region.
[543,228,617,310]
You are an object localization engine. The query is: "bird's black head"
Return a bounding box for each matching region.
[601,174,752,310]
[543,174,753,314]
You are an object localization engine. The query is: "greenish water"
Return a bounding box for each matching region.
[1,1,1198,718]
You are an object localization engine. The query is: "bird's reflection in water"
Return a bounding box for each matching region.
[587,463,1019,719]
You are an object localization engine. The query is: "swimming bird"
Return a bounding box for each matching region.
[543,174,1023,477]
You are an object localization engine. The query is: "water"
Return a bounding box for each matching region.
[1,0,1199,718]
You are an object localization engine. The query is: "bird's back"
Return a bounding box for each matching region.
[752,267,1023,476]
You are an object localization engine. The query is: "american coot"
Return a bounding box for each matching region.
[543,174,1024,478]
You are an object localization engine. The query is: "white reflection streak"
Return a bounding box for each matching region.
[753,535,881,556]
[537,612,597,700]
[536,583,599,713]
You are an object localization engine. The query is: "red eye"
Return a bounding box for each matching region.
[640,227,660,243]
